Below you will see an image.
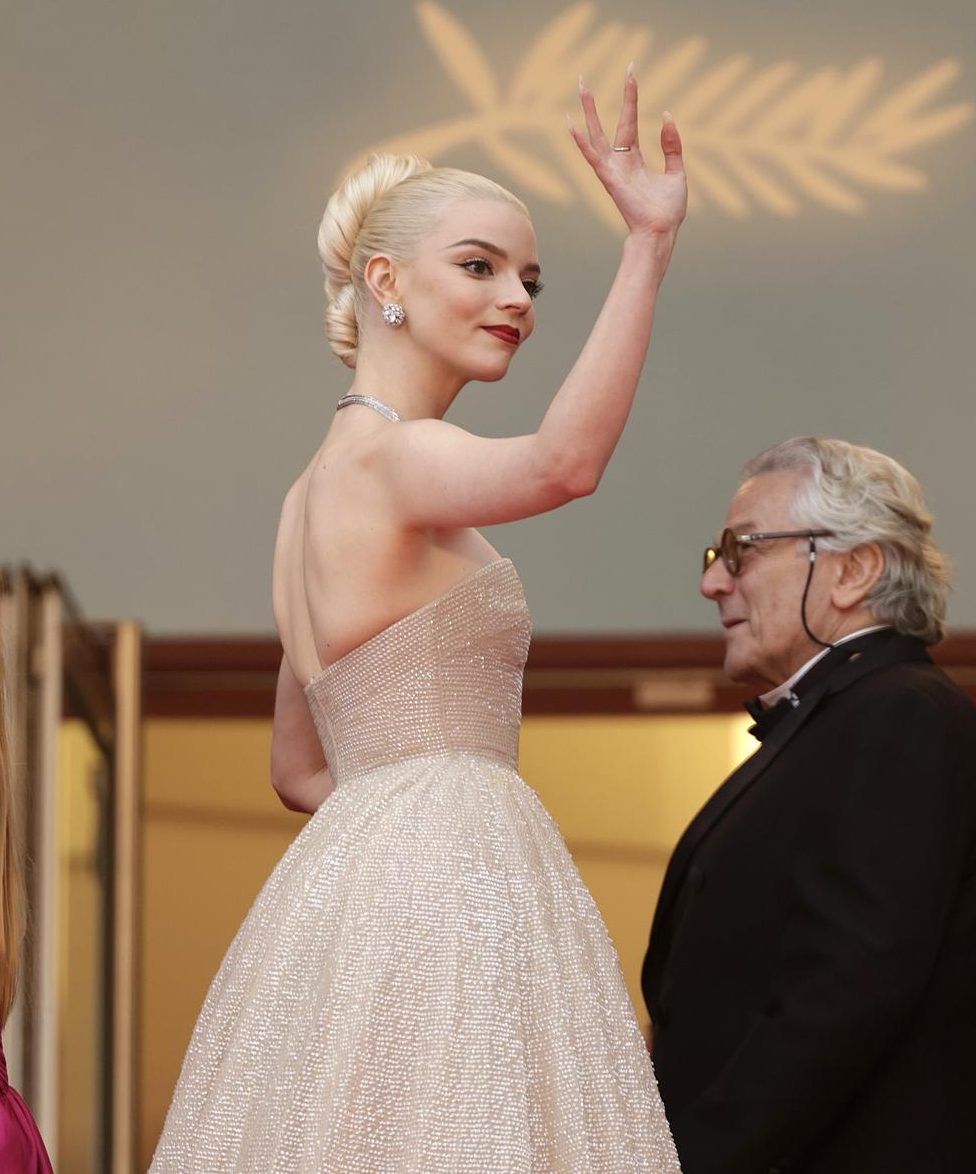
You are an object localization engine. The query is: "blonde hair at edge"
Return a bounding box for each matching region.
[742,436,951,645]
[0,651,23,1028]
[318,154,530,369]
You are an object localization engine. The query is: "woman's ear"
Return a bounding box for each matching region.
[363,254,400,308]
[831,542,885,611]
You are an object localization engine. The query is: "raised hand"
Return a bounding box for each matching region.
[568,66,687,240]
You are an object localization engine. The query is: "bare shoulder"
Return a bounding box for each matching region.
[307,419,474,496]
[396,417,469,444]
[369,417,477,467]
[277,473,306,521]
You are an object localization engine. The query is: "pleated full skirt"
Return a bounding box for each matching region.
[150,753,680,1173]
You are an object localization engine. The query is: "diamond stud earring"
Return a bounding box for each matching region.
[382,302,406,327]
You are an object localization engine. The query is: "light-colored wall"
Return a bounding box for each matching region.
[139,710,751,1168]
[3,0,974,634]
[58,722,108,1174]
[520,713,754,1023]
[140,719,306,1167]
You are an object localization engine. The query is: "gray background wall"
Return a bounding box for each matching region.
[4,0,974,634]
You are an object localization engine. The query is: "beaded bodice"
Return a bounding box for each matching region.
[304,560,531,784]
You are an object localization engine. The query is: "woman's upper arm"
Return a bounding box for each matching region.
[378,419,587,529]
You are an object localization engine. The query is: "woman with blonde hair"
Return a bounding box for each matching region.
[0,656,53,1172]
[153,73,687,1171]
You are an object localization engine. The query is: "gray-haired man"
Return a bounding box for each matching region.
[643,437,976,1173]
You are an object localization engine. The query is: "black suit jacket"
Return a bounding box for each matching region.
[642,630,976,1174]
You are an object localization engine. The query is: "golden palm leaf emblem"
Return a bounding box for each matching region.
[344,2,973,225]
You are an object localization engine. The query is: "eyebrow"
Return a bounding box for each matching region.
[445,238,542,276]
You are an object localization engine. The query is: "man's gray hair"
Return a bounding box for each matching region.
[742,437,951,645]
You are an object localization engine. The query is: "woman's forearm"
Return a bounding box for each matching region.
[535,230,679,496]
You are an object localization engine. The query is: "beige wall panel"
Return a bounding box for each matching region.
[140,720,304,1169]
[521,714,752,847]
[58,722,107,1174]
[520,714,753,1022]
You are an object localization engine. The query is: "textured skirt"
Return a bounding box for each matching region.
[150,752,680,1172]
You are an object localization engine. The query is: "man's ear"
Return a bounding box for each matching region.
[363,254,400,307]
[831,542,885,611]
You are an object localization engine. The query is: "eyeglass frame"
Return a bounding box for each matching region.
[702,529,835,577]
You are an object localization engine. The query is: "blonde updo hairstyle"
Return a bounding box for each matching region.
[318,154,530,368]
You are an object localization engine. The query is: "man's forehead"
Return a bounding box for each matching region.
[726,470,802,527]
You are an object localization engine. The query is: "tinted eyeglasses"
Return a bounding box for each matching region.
[702,529,834,576]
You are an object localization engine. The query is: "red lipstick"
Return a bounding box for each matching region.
[483,326,520,346]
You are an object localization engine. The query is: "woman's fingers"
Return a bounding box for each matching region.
[578,76,610,153]
[609,64,640,152]
[660,112,684,174]
[576,69,645,160]
[569,71,687,236]
[566,115,599,166]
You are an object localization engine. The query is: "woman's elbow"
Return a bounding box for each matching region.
[536,448,601,506]
[564,465,601,499]
[271,769,300,810]
[271,763,333,814]
[271,774,309,812]
[548,459,601,502]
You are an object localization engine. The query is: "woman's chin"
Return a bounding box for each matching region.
[470,356,516,383]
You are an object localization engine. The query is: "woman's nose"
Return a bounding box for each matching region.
[499,277,532,312]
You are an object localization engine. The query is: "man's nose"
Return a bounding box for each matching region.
[700,559,733,600]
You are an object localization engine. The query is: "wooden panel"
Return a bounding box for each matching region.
[142,633,976,717]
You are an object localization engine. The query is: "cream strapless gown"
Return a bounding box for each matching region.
[150,559,680,1172]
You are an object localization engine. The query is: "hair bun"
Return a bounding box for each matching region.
[317,154,431,368]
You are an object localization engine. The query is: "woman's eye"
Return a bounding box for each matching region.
[523,279,544,300]
[460,257,493,276]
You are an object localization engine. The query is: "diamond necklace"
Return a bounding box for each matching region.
[335,393,400,423]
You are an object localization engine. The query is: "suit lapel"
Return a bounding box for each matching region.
[653,694,823,931]
[652,631,930,935]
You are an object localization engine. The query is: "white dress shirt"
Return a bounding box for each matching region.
[757,626,890,710]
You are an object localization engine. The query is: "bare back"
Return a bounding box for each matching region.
[272,412,500,686]
[273,81,687,689]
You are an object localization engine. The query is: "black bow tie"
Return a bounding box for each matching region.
[744,695,795,742]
